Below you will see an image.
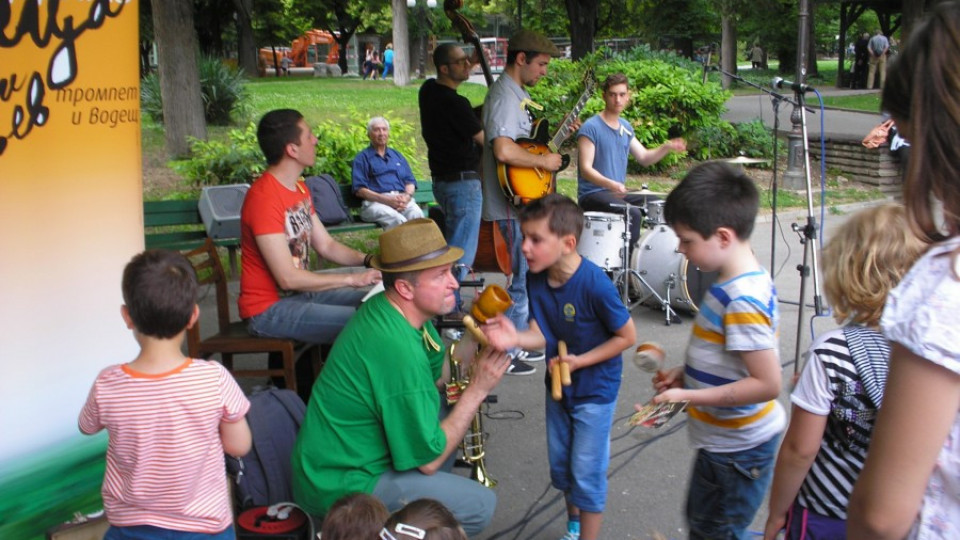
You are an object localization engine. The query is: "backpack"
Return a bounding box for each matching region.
[226,388,306,509]
[305,174,351,226]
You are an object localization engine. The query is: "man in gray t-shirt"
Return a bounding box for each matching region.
[480,29,565,374]
[867,29,890,90]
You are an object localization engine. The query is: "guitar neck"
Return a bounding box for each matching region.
[549,79,595,151]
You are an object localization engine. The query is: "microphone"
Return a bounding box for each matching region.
[771,77,814,93]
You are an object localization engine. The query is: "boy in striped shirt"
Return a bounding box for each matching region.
[79,250,252,539]
[648,162,785,539]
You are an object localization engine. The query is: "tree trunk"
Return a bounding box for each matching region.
[151,0,206,157]
[564,0,598,61]
[392,0,411,87]
[232,0,258,77]
[805,1,818,78]
[335,32,353,76]
[720,14,737,90]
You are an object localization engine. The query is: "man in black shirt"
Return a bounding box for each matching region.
[419,43,484,313]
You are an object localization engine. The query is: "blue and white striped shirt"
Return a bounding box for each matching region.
[684,269,786,452]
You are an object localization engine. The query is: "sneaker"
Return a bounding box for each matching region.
[506,358,536,376]
[514,349,545,362]
[558,532,579,540]
[442,328,464,341]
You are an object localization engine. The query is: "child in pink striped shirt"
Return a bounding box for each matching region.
[79,250,252,539]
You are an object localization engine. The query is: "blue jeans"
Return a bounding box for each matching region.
[247,288,368,344]
[496,219,529,331]
[374,469,496,537]
[545,396,616,513]
[433,179,482,311]
[686,434,781,540]
[105,524,235,540]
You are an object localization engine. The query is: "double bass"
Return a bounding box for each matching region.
[443,0,511,275]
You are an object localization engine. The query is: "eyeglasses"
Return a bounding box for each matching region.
[380,523,427,540]
[446,58,471,66]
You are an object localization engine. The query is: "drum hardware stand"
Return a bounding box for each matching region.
[609,202,681,326]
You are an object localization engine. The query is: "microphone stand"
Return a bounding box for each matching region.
[707,65,825,374]
[709,65,807,271]
[788,88,825,375]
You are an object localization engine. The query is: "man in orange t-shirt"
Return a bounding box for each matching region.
[240,109,381,344]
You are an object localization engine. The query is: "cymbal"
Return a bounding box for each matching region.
[622,188,667,197]
[722,156,771,165]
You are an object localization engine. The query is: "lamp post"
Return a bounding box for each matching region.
[407,0,437,79]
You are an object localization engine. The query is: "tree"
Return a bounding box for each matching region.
[151,0,207,157]
[564,0,599,60]
[234,0,259,76]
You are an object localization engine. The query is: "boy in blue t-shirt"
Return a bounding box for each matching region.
[483,194,636,540]
[649,161,785,539]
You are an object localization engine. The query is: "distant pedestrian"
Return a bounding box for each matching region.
[750,44,764,69]
[281,54,292,76]
[382,43,394,78]
[866,29,889,89]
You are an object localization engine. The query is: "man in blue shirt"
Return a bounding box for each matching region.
[352,117,424,229]
[577,73,686,260]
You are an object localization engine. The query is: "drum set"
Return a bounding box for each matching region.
[578,192,717,325]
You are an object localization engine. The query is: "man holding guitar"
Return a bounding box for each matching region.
[578,73,687,257]
[480,29,571,373]
[419,43,484,315]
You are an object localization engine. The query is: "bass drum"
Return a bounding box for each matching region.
[630,224,718,312]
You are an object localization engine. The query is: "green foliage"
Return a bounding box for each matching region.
[172,109,423,187]
[529,50,731,170]
[140,56,248,126]
[198,56,249,125]
[171,123,263,186]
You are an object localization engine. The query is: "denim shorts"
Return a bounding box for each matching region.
[686,434,781,540]
[545,395,616,513]
[104,524,235,540]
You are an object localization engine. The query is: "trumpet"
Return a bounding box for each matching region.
[445,340,496,488]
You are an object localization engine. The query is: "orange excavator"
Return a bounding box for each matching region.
[259,30,340,73]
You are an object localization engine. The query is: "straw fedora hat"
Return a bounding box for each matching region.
[370,218,463,273]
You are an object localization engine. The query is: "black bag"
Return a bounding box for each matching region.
[226,388,306,509]
[305,174,350,226]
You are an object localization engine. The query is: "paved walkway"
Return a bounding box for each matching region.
[723,86,882,141]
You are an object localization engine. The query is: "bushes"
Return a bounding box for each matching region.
[141,56,247,126]
[529,49,732,171]
[172,109,422,188]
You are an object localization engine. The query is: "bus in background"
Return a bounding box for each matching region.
[477,37,507,74]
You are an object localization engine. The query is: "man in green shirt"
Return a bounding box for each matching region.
[291,218,509,536]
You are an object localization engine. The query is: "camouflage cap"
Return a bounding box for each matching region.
[507,29,561,57]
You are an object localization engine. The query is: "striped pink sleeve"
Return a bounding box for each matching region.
[218,365,250,422]
[78,376,103,435]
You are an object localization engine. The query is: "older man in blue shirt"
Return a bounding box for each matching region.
[352,117,424,229]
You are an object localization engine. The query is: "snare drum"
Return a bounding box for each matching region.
[629,224,717,312]
[578,212,626,271]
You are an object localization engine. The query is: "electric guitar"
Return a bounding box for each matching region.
[497,70,596,206]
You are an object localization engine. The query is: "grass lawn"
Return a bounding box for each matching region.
[820,92,881,112]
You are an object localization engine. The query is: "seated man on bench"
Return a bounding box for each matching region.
[240,109,382,345]
[351,116,424,229]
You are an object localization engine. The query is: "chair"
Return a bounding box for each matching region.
[183,238,320,393]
